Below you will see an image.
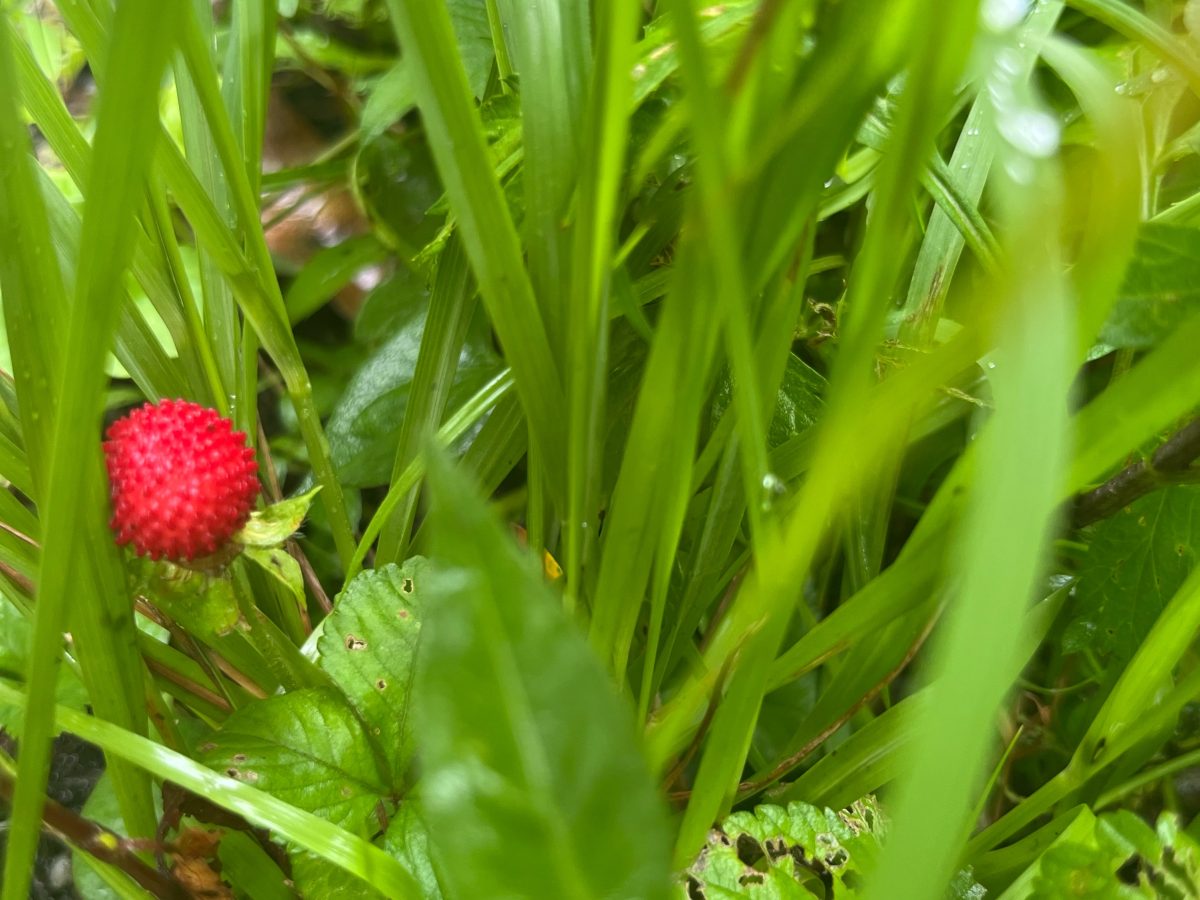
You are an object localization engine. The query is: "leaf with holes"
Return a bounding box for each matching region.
[317,560,426,785]
[681,799,886,899]
[1066,484,1200,662]
[1008,809,1200,898]
[196,688,388,832]
[679,798,986,899]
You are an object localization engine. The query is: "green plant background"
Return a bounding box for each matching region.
[0,0,1198,897]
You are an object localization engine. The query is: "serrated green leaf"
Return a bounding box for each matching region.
[1068,484,1200,661]
[1101,223,1200,350]
[196,687,388,832]
[235,487,322,549]
[417,447,673,900]
[328,305,501,487]
[317,560,426,784]
[382,801,445,899]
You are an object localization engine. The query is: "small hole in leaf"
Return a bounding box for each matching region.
[375,679,387,691]
[402,578,414,593]
[1116,856,1142,885]
[226,768,239,778]
[686,876,706,900]
[345,635,367,651]
[736,834,765,867]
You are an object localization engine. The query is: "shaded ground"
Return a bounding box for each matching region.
[0,732,105,899]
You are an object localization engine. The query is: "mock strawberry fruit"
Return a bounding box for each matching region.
[103,400,260,562]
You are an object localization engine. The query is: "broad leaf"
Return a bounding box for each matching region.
[355,131,445,251]
[711,353,826,449]
[291,848,385,900]
[359,0,493,138]
[1101,223,1200,350]
[317,560,427,784]
[416,448,672,900]
[383,801,445,899]
[196,688,388,831]
[1067,484,1200,661]
[328,302,501,487]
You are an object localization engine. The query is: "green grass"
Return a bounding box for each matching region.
[1,0,1200,897]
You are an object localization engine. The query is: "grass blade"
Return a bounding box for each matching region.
[383,0,568,497]
[1,0,181,894]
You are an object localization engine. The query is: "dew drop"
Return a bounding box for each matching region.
[981,0,1030,31]
[998,109,1060,159]
[760,473,787,512]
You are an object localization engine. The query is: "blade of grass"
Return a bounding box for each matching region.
[562,0,641,605]
[864,120,1073,900]
[174,0,239,405]
[347,368,517,583]
[672,0,981,860]
[376,237,478,564]
[383,0,567,499]
[6,19,225,408]
[222,0,274,440]
[175,4,356,566]
[1067,0,1200,97]
[495,0,590,353]
[1,1,180,895]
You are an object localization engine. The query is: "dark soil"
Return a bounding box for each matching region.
[0,731,106,899]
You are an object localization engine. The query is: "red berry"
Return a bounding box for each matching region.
[103,400,260,562]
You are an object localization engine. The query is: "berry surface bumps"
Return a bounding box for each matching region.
[103,400,260,562]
